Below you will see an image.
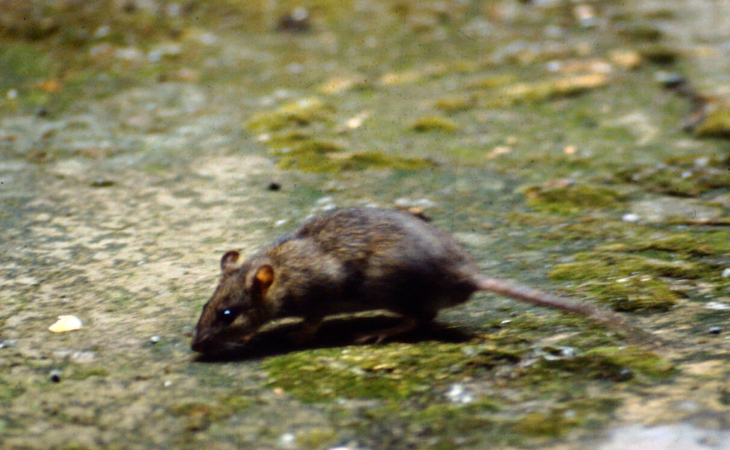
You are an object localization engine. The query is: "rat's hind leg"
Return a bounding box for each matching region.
[354,311,436,345]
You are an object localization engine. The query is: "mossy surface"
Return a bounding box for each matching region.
[263,342,523,403]
[263,338,671,446]
[549,252,685,312]
[694,108,730,138]
[521,182,625,215]
[169,394,253,432]
[532,346,675,381]
[616,162,730,197]
[489,74,609,107]
[246,98,334,133]
[277,148,434,173]
[2,1,730,449]
[434,95,475,113]
[616,23,664,42]
[410,115,459,133]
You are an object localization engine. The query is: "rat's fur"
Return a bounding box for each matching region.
[192,207,644,354]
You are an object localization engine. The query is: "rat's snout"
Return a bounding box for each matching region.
[190,329,213,353]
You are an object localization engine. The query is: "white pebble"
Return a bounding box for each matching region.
[292,7,309,21]
[705,302,730,311]
[445,383,474,404]
[49,315,83,333]
[722,268,730,278]
[278,432,296,446]
[622,213,640,223]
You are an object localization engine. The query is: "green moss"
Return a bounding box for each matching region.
[694,108,730,139]
[169,395,253,431]
[426,60,482,78]
[549,252,684,312]
[0,44,50,83]
[57,445,122,450]
[521,183,624,215]
[0,0,178,45]
[246,97,333,133]
[295,428,337,449]
[278,149,434,173]
[534,346,674,381]
[489,74,609,106]
[467,74,515,89]
[67,367,109,380]
[616,23,663,42]
[0,377,24,404]
[599,234,716,257]
[404,402,501,446]
[510,397,621,438]
[266,129,315,148]
[512,410,579,437]
[263,343,523,403]
[616,163,730,197]
[433,95,475,113]
[410,115,459,133]
[363,394,618,447]
[585,346,675,378]
[272,139,343,156]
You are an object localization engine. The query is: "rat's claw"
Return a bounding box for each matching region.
[353,333,384,345]
[354,318,420,345]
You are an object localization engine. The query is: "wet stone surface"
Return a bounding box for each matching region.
[1,1,730,449]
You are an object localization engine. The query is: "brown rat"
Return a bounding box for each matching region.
[191,207,649,354]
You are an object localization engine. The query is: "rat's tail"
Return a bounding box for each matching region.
[473,276,660,346]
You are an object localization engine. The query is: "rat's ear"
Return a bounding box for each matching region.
[252,264,274,297]
[220,250,240,272]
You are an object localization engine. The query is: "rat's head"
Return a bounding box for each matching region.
[191,250,275,354]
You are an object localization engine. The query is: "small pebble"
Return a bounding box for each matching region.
[278,432,296,446]
[267,182,281,191]
[617,368,634,381]
[277,7,310,33]
[558,346,577,358]
[163,380,173,387]
[0,340,17,349]
[50,369,62,383]
[91,178,114,188]
[721,268,730,278]
[705,302,730,311]
[622,213,640,223]
[150,335,161,344]
[655,72,686,89]
[445,383,474,404]
[122,1,137,13]
[49,315,83,333]
[709,326,722,335]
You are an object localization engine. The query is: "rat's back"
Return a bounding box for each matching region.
[284,207,480,317]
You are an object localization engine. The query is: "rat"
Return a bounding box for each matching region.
[191,207,649,354]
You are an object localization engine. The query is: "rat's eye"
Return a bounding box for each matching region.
[217,308,238,326]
